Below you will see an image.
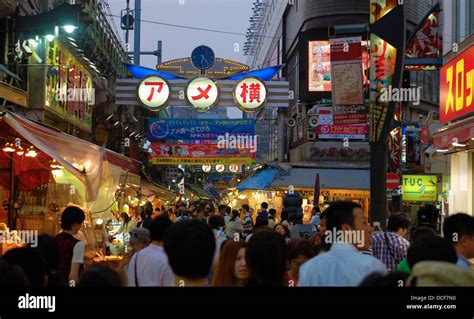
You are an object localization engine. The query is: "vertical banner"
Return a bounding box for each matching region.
[330,37,364,105]
[369,33,397,142]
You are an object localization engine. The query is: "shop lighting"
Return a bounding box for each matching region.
[45,35,55,42]
[452,141,466,147]
[238,194,246,199]
[16,147,24,156]
[2,143,15,152]
[96,218,103,226]
[63,25,77,34]
[25,147,37,157]
[436,149,450,153]
[84,161,91,171]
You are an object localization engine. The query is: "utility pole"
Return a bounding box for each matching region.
[134,0,141,65]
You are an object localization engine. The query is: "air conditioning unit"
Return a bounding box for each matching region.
[296,103,306,119]
[307,132,316,141]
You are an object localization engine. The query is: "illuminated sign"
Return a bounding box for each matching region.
[440,45,474,124]
[186,77,219,112]
[308,41,331,92]
[202,165,211,172]
[233,76,267,112]
[402,175,437,202]
[137,75,170,110]
[44,39,94,132]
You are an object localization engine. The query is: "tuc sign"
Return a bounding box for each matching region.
[402,175,438,202]
[440,45,474,124]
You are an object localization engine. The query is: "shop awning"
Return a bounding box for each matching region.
[270,167,370,190]
[186,183,213,199]
[236,168,278,191]
[433,117,474,149]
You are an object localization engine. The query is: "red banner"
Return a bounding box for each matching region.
[317,124,368,139]
[333,114,368,125]
[149,142,256,165]
[440,45,474,124]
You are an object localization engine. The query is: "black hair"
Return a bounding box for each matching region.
[78,265,123,287]
[412,226,437,243]
[246,229,288,287]
[359,272,409,287]
[28,235,59,287]
[261,202,268,209]
[280,210,289,222]
[144,202,153,217]
[241,204,250,212]
[149,215,173,242]
[269,208,276,217]
[254,215,269,229]
[320,211,327,220]
[325,201,362,231]
[3,248,47,287]
[0,259,29,287]
[226,205,231,214]
[387,214,410,232]
[120,212,131,224]
[208,215,225,230]
[407,235,458,269]
[155,207,161,212]
[60,206,85,230]
[288,238,314,262]
[231,209,240,221]
[164,220,215,279]
[218,204,227,212]
[443,213,474,244]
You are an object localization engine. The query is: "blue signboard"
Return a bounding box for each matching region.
[148,119,255,140]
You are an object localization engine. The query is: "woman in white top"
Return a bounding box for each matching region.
[226,209,244,239]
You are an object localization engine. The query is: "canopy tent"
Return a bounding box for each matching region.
[185,183,213,199]
[236,168,278,191]
[0,111,140,202]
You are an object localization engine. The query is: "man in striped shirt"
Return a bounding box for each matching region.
[371,214,411,272]
[241,204,253,239]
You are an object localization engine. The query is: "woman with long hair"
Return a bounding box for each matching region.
[211,241,248,287]
[226,209,244,239]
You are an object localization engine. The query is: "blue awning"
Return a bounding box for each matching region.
[236,168,278,191]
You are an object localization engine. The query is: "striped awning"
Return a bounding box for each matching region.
[115,78,289,108]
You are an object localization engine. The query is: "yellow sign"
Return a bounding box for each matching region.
[402,175,437,202]
[150,157,254,165]
[45,39,94,132]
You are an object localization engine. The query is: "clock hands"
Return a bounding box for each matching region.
[201,54,208,65]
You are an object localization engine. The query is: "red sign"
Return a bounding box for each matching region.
[386,173,400,190]
[316,124,368,139]
[421,126,430,144]
[440,45,474,124]
[333,114,367,125]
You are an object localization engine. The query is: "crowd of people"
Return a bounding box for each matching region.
[1,200,474,287]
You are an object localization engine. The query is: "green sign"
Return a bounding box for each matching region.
[402,175,437,202]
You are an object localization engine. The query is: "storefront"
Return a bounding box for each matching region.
[0,111,140,257]
[270,166,370,220]
[433,39,474,216]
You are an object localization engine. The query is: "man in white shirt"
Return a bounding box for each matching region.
[299,201,387,286]
[127,216,174,286]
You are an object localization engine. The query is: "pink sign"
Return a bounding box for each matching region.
[316,124,368,139]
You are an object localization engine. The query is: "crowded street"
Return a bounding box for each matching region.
[0,0,473,312]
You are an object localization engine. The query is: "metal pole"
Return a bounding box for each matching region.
[8,156,15,230]
[134,0,141,65]
[125,0,130,45]
[157,40,162,65]
[277,108,286,162]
